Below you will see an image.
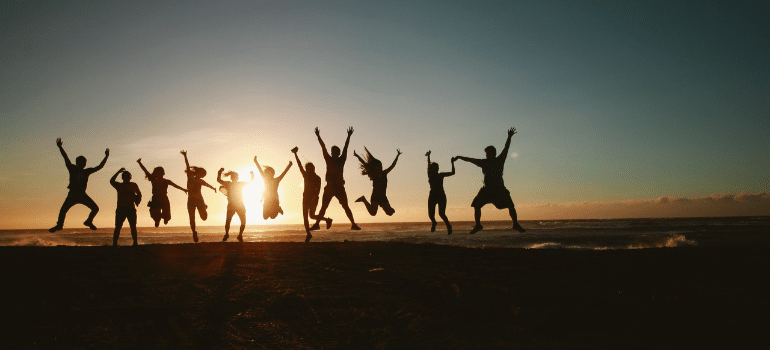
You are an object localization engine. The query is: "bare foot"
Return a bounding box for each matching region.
[326,218,333,229]
[430,222,437,232]
[84,221,97,230]
[49,225,62,233]
[222,233,229,242]
[513,224,526,233]
[470,224,483,235]
[305,232,312,243]
[237,235,243,242]
[447,224,453,235]
[351,224,361,230]
[309,223,321,231]
[355,196,366,202]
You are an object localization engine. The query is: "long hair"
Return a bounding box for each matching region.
[149,166,165,179]
[224,170,239,180]
[358,147,382,180]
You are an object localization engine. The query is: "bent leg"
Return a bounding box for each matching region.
[82,194,99,229]
[438,199,452,234]
[336,192,359,229]
[314,190,334,226]
[55,195,78,228]
[128,210,138,245]
[509,207,525,233]
[470,205,483,234]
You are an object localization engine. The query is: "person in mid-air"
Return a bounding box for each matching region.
[137,158,188,227]
[217,168,253,242]
[254,156,292,220]
[292,146,332,242]
[454,127,525,234]
[425,150,456,234]
[50,138,109,232]
[181,150,216,242]
[312,127,360,230]
[353,147,401,216]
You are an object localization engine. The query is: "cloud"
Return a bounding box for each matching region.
[519,192,770,219]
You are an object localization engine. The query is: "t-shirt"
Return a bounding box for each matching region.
[67,165,98,192]
[324,156,346,186]
[479,156,506,189]
[112,181,141,209]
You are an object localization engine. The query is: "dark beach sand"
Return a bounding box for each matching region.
[2,235,769,349]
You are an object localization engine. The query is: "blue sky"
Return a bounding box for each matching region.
[1,1,767,229]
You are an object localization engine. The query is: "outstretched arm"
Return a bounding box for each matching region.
[181,150,190,171]
[201,179,217,192]
[315,127,330,159]
[425,150,431,166]
[217,168,226,185]
[56,138,72,167]
[384,149,402,174]
[277,161,293,182]
[292,148,306,176]
[92,148,109,172]
[167,180,188,194]
[454,156,483,167]
[110,168,124,186]
[136,158,152,180]
[444,158,457,177]
[253,156,264,176]
[500,127,516,160]
[341,126,353,159]
[352,150,365,164]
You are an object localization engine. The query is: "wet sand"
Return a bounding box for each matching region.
[2,238,768,349]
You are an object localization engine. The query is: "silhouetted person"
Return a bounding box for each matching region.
[50,138,109,232]
[455,127,526,234]
[254,156,292,220]
[354,147,401,216]
[312,127,360,230]
[292,147,332,242]
[137,159,187,227]
[181,150,216,242]
[426,150,456,234]
[218,168,253,242]
[110,168,141,246]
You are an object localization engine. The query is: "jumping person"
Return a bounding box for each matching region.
[110,168,141,246]
[254,156,292,220]
[50,138,109,232]
[137,159,187,227]
[353,147,401,216]
[292,146,332,242]
[426,150,456,234]
[312,127,360,230]
[181,150,216,242]
[217,168,253,242]
[455,127,525,234]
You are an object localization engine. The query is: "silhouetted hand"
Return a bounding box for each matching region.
[396,149,402,156]
[291,147,298,153]
[183,189,188,194]
[353,150,359,157]
[56,138,63,148]
[105,149,110,156]
[136,158,142,163]
[250,171,254,176]
[180,150,187,156]
[425,150,431,157]
[451,157,458,162]
[508,127,517,137]
[253,156,258,163]
[315,127,320,136]
[119,167,126,173]
[289,161,293,166]
[219,168,224,173]
[347,127,354,136]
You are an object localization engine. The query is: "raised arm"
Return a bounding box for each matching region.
[92,148,109,172]
[277,161,293,182]
[200,179,217,192]
[167,180,188,194]
[352,150,365,164]
[250,171,255,182]
[136,158,152,180]
[253,156,265,176]
[500,127,516,160]
[56,138,72,167]
[181,150,190,171]
[315,127,330,159]
[292,147,306,176]
[425,150,431,166]
[217,168,226,185]
[384,149,401,174]
[341,126,353,159]
[110,168,124,186]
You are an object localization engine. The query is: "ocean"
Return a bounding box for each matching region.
[3,216,768,249]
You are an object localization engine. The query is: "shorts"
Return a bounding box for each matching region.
[471,187,514,209]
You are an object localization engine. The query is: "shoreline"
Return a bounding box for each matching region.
[2,241,769,348]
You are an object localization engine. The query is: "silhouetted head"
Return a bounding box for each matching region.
[121,171,132,182]
[428,162,439,175]
[264,166,275,177]
[152,167,165,178]
[331,146,341,158]
[484,146,496,159]
[359,147,383,179]
[225,171,239,182]
[306,162,315,174]
[187,166,207,178]
[75,156,87,168]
